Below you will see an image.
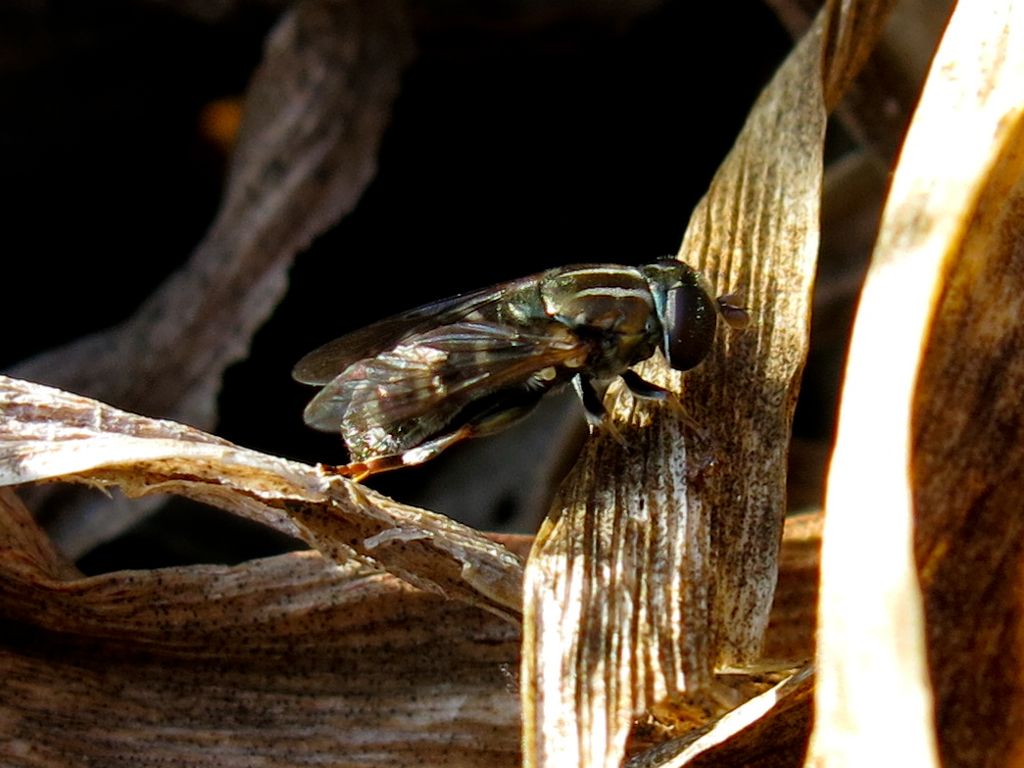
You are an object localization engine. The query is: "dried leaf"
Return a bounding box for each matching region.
[627,666,814,768]
[9,0,414,557]
[915,176,1024,762]
[810,2,1024,765]
[0,488,521,768]
[761,511,820,663]
[0,378,820,766]
[0,376,523,621]
[768,0,948,160]
[623,512,821,768]
[522,3,899,766]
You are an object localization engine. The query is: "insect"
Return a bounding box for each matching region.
[293,259,749,478]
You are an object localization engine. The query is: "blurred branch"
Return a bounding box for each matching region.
[9,0,414,555]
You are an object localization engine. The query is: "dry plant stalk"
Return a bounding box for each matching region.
[811,2,1024,766]
[521,2,897,766]
[0,487,524,768]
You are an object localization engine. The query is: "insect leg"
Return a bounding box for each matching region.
[333,425,479,479]
[620,370,706,438]
[619,369,674,401]
[573,374,626,446]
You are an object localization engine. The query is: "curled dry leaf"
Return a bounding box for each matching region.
[521,2,897,767]
[812,2,1024,766]
[0,375,524,622]
[0,488,523,768]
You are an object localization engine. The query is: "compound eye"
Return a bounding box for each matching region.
[664,281,717,371]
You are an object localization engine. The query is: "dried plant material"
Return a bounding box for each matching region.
[0,468,818,768]
[910,17,1024,768]
[10,0,413,557]
[521,3,899,766]
[914,187,1024,763]
[761,511,820,663]
[814,150,888,347]
[769,0,950,160]
[626,665,814,768]
[810,2,1024,766]
[0,489,521,768]
[676,25,823,671]
[0,376,523,621]
[623,513,821,768]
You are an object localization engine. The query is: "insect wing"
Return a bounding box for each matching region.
[292,277,537,386]
[302,320,585,462]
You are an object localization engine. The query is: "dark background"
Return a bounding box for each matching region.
[2,1,814,570]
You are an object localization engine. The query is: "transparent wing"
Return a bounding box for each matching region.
[302,320,586,462]
[292,275,538,386]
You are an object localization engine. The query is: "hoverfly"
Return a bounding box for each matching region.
[293,259,749,478]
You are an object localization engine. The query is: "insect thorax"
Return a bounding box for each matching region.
[538,265,663,377]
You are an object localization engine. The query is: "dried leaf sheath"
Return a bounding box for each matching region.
[677,23,826,666]
[526,417,712,766]
[522,2,901,767]
[913,132,1024,768]
[812,3,1024,765]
